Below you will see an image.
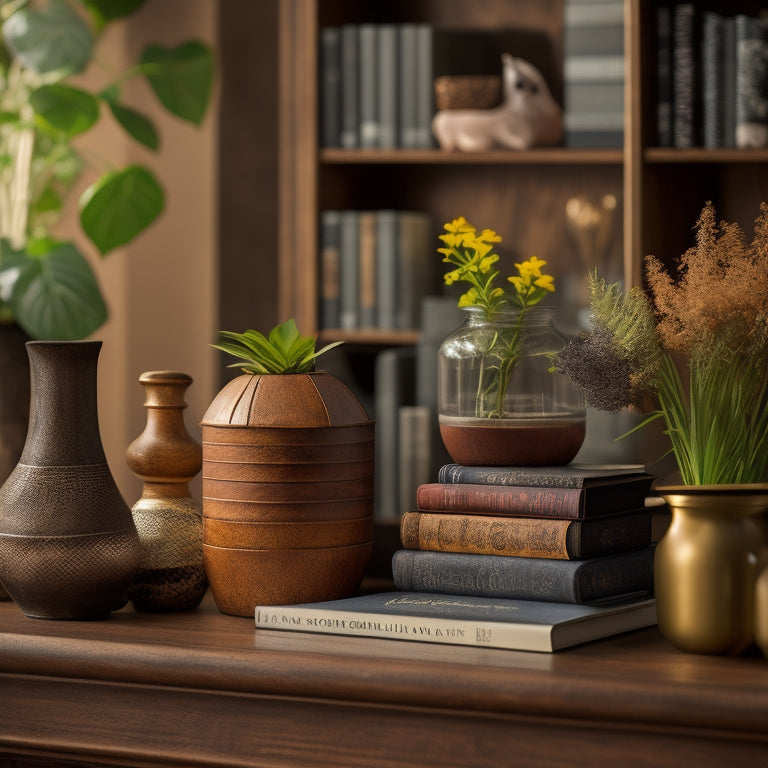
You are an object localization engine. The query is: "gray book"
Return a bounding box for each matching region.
[376,25,398,149]
[398,24,419,148]
[319,210,341,329]
[254,591,658,653]
[735,14,768,149]
[375,209,398,329]
[702,11,725,149]
[374,347,416,523]
[392,548,655,605]
[396,211,432,330]
[358,24,378,148]
[340,24,359,149]
[398,405,431,516]
[339,210,360,329]
[414,24,434,148]
[320,27,341,148]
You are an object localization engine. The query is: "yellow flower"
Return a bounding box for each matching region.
[479,254,499,273]
[444,216,474,234]
[457,287,479,307]
[515,256,548,278]
[534,274,555,292]
[444,269,461,285]
[478,228,502,243]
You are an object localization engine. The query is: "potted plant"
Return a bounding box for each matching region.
[0,0,215,526]
[436,216,585,466]
[556,201,768,654]
[201,319,375,617]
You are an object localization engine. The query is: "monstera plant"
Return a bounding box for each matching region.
[0,0,214,339]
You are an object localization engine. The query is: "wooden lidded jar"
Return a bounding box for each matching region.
[126,371,207,612]
[200,371,375,617]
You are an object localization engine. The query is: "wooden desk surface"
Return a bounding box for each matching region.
[1,590,767,768]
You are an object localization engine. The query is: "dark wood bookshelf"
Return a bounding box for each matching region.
[2,592,768,767]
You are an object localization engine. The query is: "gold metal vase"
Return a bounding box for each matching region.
[655,485,768,655]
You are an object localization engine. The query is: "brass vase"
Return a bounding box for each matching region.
[655,485,768,655]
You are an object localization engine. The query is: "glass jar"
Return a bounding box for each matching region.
[438,306,585,466]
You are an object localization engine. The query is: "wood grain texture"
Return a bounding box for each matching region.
[1,592,768,767]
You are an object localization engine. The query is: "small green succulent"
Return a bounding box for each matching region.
[212,319,343,374]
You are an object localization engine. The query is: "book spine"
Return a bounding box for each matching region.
[358,24,378,148]
[701,11,724,149]
[438,464,589,488]
[358,211,377,327]
[735,14,768,149]
[319,210,341,329]
[396,211,431,330]
[402,511,575,559]
[320,27,341,148]
[398,24,419,148]
[340,24,359,149]
[391,548,654,604]
[339,210,360,329]
[399,406,432,517]
[416,483,584,518]
[655,3,673,147]
[255,604,555,652]
[375,210,398,329]
[376,25,398,149]
[414,23,434,148]
[401,510,652,560]
[672,3,699,148]
[722,16,738,148]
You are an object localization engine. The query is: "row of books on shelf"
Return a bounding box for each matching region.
[319,209,433,332]
[563,0,625,148]
[321,23,434,150]
[657,4,768,149]
[255,463,664,653]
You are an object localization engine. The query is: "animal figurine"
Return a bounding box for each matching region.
[432,54,563,151]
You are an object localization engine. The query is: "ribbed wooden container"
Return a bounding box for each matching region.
[200,372,374,616]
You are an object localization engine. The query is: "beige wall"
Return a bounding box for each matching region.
[70,1,219,504]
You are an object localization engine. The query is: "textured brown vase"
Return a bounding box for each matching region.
[0,323,31,601]
[0,341,142,619]
[126,371,208,612]
[200,371,374,617]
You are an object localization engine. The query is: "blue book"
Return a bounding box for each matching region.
[392,548,654,604]
[254,591,657,652]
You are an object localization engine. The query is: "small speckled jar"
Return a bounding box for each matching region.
[0,341,141,619]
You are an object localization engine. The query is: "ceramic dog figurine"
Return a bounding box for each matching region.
[432,54,563,151]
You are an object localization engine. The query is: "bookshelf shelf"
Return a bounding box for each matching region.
[318,328,420,346]
[321,148,625,166]
[644,148,768,164]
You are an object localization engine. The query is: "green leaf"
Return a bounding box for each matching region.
[30,84,100,136]
[106,102,159,150]
[141,41,215,125]
[79,165,165,254]
[2,1,93,76]
[80,0,147,23]
[10,240,107,340]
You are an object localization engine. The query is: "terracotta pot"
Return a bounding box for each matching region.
[202,439,375,464]
[202,496,374,523]
[202,458,374,482]
[203,516,373,549]
[202,541,373,616]
[200,371,375,615]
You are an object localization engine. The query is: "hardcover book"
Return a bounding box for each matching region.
[391,547,654,604]
[416,474,655,519]
[437,463,649,488]
[254,591,657,653]
[400,508,653,560]
[735,13,768,148]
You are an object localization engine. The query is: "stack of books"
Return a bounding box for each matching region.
[655,5,768,149]
[392,463,658,605]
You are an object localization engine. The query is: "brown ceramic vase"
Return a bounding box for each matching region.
[200,371,374,617]
[126,371,208,612]
[0,341,142,619]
